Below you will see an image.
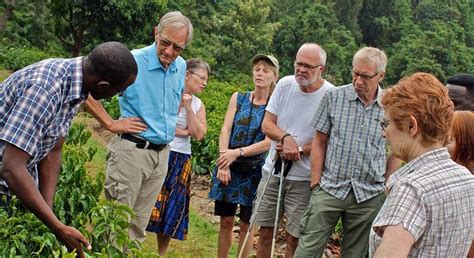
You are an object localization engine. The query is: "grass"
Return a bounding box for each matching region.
[84,136,107,177]
[0,67,11,81]
[142,210,237,257]
[79,119,236,257]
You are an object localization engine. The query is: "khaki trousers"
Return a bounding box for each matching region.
[295,188,385,258]
[104,136,169,242]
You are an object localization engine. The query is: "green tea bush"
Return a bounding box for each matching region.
[102,95,121,120]
[0,46,52,71]
[0,123,155,256]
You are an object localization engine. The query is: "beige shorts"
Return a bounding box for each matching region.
[253,170,311,238]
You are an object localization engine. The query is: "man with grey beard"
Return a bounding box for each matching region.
[254,43,335,258]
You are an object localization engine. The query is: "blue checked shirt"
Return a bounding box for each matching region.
[0,57,86,194]
[311,84,387,203]
[370,148,474,257]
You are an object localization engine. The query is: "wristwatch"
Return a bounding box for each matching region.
[298,146,304,155]
[239,148,245,157]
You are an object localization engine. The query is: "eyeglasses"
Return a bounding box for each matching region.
[159,37,185,52]
[351,70,378,81]
[188,71,208,83]
[294,62,323,70]
[380,118,390,131]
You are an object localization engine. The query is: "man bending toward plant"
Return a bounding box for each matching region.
[0,41,137,256]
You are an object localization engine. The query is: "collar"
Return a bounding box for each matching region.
[385,148,450,191]
[147,42,179,72]
[348,84,383,106]
[66,57,87,102]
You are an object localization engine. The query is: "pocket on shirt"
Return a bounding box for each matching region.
[169,88,182,117]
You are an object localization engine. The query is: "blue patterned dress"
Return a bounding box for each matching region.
[209,92,267,207]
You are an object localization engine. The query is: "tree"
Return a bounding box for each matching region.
[269,1,358,85]
[358,0,414,48]
[0,0,57,50]
[48,0,167,57]
[388,22,474,84]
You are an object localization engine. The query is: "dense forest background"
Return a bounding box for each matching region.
[1,0,473,173]
[1,0,473,85]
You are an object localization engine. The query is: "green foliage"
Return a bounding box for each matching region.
[0,123,154,256]
[0,46,53,71]
[268,1,358,85]
[47,0,167,56]
[172,0,279,82]
[0,67,10,81]
[387,15,474,84]
[56,123,101,227]
[0,201,64,256]
[0,1,58,50]
[102,95,121,120]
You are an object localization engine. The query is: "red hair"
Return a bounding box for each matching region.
[382,72,454,147]
[450,111,474,167]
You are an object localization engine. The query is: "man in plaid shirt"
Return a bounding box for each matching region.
[295,47,401,257]
[0,41,137,255]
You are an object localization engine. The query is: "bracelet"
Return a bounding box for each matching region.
[280,133,291,143]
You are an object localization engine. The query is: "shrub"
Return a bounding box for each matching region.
[0,46,53,71]
[102,95,121,120]
[0,123,155,256]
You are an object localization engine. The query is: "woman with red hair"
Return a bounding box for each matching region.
[447,110,474,173]
[369,72,474,257]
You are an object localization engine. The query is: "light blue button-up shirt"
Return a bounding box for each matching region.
[311,84,387,203]
[119,43,186,144]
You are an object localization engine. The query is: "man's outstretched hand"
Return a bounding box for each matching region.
[54,224,91,257]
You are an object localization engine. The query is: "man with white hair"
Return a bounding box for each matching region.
[295,47,401,257]
[85,11,193,242]
[255,43,335,258]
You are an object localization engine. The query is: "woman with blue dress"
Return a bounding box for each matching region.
[146,59,210,256]
[209,54,279,258]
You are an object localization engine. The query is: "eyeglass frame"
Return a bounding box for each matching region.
[380,118,390,131]
[294,62,323,70]
[351,70,379,81]
[188,71,208,83]
[158,36,185,53]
